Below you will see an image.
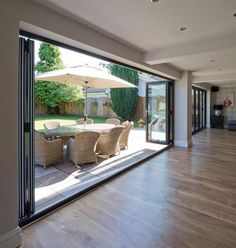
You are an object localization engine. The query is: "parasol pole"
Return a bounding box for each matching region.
[84,80,88,125]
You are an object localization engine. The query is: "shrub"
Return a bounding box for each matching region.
[108,64,138,120]
[35,80,83,108]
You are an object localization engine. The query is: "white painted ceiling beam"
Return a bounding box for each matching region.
[144,34,236,65]
[193,71,236,83]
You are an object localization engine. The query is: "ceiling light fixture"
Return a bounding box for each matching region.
[233,13,236,17]
[210,59,215,62]
[180,27,187,31]
[217,68,222,71]
[151,0,159,2]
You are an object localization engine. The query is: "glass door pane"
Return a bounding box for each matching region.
[192,87,207,134]
[192,89,195,132]
[146,82,168,143]
[203,91,206,127]
[169,83,174,142]
[195,90,199,130]
[199,91,203,128]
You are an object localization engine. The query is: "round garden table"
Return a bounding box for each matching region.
[45,123,115,137]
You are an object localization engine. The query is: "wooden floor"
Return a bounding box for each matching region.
[22,129,236,248]
[35,128,166,212]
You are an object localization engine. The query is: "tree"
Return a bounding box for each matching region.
[35,42,83,113]
[108,64,138,120]
[35,43,64,73]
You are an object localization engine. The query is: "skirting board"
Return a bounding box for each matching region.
[175,139,192,148]
[0,227,22,248]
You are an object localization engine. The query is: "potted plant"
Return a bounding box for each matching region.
[138,119,145,128]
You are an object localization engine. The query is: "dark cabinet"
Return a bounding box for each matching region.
[212,115,224,128]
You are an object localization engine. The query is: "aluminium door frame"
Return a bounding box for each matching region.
[192,86,207,134]
[146,80,174,145]
[19,36,35,224]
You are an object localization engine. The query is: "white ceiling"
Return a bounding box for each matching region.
[34,0,236,85]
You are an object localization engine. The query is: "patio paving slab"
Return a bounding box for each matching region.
[35,165,59,178]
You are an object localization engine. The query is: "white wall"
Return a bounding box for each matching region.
[0,0,180,247]
[0,0,19,237]
[138,75,156,97]
[174,71,193,147]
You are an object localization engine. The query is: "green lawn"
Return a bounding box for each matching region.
[35,115,140,131]
[35,115,107,131]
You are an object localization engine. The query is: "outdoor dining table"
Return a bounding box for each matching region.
[44,123,115,138]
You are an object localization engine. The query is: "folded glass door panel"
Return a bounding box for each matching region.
[146,81,173,144]
[19,36,35,222]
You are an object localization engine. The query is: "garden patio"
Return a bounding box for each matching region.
[34,115,167,212]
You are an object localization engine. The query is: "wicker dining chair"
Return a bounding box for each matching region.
[96,126,124,158]
[122,120,129,126]
[68,131,100,166]
[76,118,94,124]
[119,121,133,150]
[35,131,63,169]
[43,121,61,140]
[43,121,60,129]
[105,118,121,126]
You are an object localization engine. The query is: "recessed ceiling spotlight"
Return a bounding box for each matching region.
[151,0,159,2]
[210,59,215,62]
[217,68,222,71]
[233,13,236,17]
[180,27,187,31]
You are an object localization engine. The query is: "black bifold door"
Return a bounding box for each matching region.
[18,37,35,223]
[192,87,207,133]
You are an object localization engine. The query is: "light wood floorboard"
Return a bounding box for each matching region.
[22,129,236,248]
